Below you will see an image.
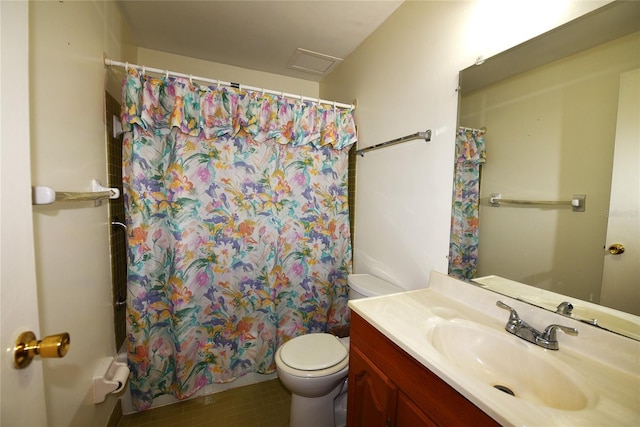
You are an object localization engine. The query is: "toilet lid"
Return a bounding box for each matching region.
[280,333,348,371]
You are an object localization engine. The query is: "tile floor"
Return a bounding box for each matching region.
[117,379,291,427]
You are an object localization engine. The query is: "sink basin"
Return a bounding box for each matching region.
[426,319,596,411]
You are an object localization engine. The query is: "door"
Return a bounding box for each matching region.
[0,2,48,426]
[600,68,640,316]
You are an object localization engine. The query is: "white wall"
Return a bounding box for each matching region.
[321,0,610,290]
[29,1,135,426]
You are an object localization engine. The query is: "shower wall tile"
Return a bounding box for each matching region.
[348,145,356,256]
[106,91,127,350]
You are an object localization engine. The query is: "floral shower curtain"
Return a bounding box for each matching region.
[448,127,486,280]
[121,68,356,410]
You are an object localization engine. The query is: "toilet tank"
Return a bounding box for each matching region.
[348,274,402,300]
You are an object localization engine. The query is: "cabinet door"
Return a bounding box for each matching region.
[348,346,397,427]
[396,391,438,427]
[350,312,500,427]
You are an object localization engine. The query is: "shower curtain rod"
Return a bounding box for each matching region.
[460,126,487,133]
[104,58,355,110]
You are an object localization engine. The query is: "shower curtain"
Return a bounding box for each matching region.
[448,127,486,280]
[121,68,356,410]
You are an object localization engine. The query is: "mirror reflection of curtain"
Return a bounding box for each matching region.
[121,69,356,410]
[448,128,486,280]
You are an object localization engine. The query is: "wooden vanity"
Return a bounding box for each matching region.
[346,272,640,426]
[348,312,499,427]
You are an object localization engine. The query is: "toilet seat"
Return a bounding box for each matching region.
[276,333,349,379]
[280,333,348,371]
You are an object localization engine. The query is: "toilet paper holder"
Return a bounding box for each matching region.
[93,356,130,404]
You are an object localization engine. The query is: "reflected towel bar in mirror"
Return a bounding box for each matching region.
[489,193,586,212]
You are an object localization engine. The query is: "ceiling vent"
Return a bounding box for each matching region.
[286,48,343,76]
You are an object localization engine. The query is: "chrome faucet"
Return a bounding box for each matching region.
[554,301,600,326]
[497,301,578,350]
[555,301,574,315]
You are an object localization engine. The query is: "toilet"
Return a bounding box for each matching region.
[275,274,402,427]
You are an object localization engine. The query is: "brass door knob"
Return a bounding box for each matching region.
[13,331,70,369]
[608,243,625,255]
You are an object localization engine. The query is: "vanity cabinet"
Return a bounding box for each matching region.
[347,312,499,427]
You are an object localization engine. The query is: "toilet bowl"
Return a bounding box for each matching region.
[275,274,402,427]
[275,334,349,427]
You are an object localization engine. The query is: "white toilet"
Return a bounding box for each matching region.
[275,274,402,427]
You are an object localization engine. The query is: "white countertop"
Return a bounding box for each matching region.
[348,271,640,427]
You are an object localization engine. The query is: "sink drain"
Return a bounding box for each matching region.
[493,384,515,396]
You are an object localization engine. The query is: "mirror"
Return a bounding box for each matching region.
[453,1,640,340]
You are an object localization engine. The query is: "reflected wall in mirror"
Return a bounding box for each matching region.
[453,1,640,340]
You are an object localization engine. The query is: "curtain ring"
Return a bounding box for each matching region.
[141,65,146,77]
[333,101,337,113]
[189,74,193,85]
[125,62,129,72]
[165,69,169,80]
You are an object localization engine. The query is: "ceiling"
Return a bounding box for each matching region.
[116,0,404,82]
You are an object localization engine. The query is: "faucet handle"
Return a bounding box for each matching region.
[496,300,518,317]
[496,301,520,329]
[541,324,578,342]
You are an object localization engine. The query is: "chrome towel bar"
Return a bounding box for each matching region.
[489,193,586,212]
[32,179,120,206]
[355,129,431,157]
